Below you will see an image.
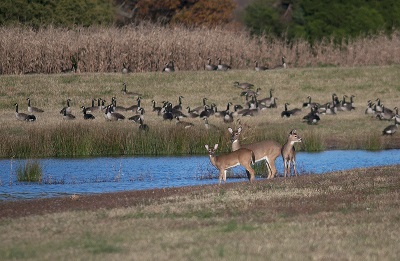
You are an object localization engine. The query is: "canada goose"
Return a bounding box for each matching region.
[217,58,231,71]
[365,100,375,115]
[172,96,184,111]
[281,103,301,118]
[122,62,130,74]
[254,60,268,71]
[62,109,75,120]
[214,102,232,118]
[121,82,142,96]
[302,105,320,125]
[375,98,383,112]
[81,106,95,120]
[111,97,127,112]
[152,100,163,115]
[128,107,145,123]
[382,123,398,135]
[175,117,194,128]
[85,99,98,113]
[233,81,254,90]
[162,103,174,120]
[340,95,356,111]
[162,61,175,72]
[186,106,200,118]
[138,118,149,132]
[282,56,287,69]
[241,88,261,97]
[105,105,125,121]
[200,104,215,118]
[60,99,72,115]
[223,110,234,123]
[192,97,208,113]
[26,98,44,113]
[258,89,276,108]
[320,103,336,115]
[203,117,219,131]
[205,57,218,71]
[126,97,142,113]
[376,105,396,121]
[393,114,400,125]
[14,103,36,121]
[302,96,321,108]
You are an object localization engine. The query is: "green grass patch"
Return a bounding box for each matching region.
[16,160,42,182]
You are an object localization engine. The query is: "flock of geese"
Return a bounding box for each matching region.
[13,79,399,137]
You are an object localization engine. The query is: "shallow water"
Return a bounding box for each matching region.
[0,149,399,200]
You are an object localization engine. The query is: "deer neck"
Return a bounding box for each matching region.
[231,139,241,151]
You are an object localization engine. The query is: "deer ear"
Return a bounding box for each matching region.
[238,127,242,133]
[214,144,219,150]
[228,127,233,134]
[205,145,209,150]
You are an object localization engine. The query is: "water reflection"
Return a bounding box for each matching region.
[0,149,399,200]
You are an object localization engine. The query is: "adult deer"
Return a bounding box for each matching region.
[228,127,281,179]
[205,144,256,184]
[281,130,302,177]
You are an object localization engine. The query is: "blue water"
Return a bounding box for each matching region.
[0,149,399,200]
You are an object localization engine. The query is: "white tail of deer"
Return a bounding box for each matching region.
[228,127,281,179]
[281,129,302,177]
[205,144,256,184]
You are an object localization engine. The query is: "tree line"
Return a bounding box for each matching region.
[1,0,400,43]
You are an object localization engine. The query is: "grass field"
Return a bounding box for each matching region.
[0,165,399,260]
[0,65,399,158]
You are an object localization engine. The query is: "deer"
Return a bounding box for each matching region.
[228,127,282,179]
[205,144,256,184]
[281,130,302,177]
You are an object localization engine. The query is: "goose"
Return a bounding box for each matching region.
[203,117,219,131]
[138,118,149,132]
[162,103,174,120]
[26,98,44,113]
[340,95,356,111]
[85,99,98,113]
[376,105,396,121]
[14,103,36,121]
[175,117,194,128]
[128,107,145,123]
[254,60,268,71]
[152,100,163,115]
[205,57,218,71]
[121,82,142,96]
[105,105,125,121]
[393,114,400,125]
[319,103,336,115]
[60,99,72,115]
[192,97,208,113]
[258,89,276,108]
[162,61,175,72]
[126,97,142,113]
[217,58,231,71]
[223,110,234,123]
[302,96,321,108]
[122,62,130,74]
[62,109,75,120]
[241,88,261,97]
[302,105,320,125]
[200,104,215,118]
[214,102,232,118]
[233,81,254,90]
[365,100,375,115]
[111,97,127,112]
[81,106,95,120]
[281,103,301,118]
[375,98,383,112]
[186,106,200,118]
[382,123,398,135]
[172,96,184,111]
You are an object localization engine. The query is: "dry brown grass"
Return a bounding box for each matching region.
[1,25,400,74]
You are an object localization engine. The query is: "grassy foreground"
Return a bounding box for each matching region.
[0,165,399,260]
[0,65,400,158]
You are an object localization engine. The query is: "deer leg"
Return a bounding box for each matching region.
[244,163,255,182]
[223,170,227,183]
[219,170,224,184]
[283,159,288,178]
[265,158,274,179]
[293,159,297,176]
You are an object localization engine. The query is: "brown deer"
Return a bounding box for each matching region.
[205,144,256,184]
[228,127,281,179]
[281,130,302,177]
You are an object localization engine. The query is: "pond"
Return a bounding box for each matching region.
[0,149,399,201]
